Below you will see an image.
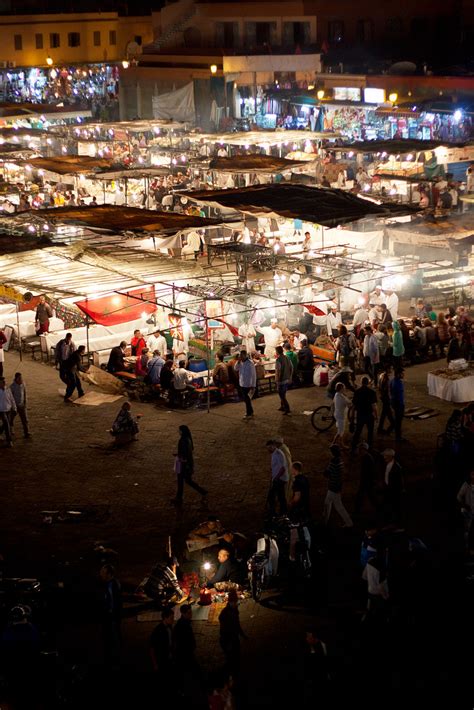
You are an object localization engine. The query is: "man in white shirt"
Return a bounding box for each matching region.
[0,376,16,447]
[234,350,257,419]
[352,304,369,336]
[266,439,289,516]
[217,145,228,158]
[369,285,385,306]
[170,359,194,406]
[326,306,342,338]
[259,319,283,359]
[238,321,256,354]
[147,330,167,358]
[384,289,399,322]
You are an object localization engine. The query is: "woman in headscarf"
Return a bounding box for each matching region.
[171,425,208,506]
[110,402,140,446]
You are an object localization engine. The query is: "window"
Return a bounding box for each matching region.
[35,33,43,49]
[386,17,403,35]
[328,20,344,43]
[14,34,22,51]
[68,32,81,47]
[356,19,374,43]
[134,35,142,45]
[93,31,101,46]
[109,30,116,45]
[50,33,60,48]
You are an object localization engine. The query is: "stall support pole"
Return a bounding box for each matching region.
[205,316,211,414]
[85,299,90,361]
[321,226,325,250]
[125,178,128,206]
[16,302,22,362]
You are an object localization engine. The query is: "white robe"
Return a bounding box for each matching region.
[385,293,399,322]
[259,325,283,359]
[238,323,256,354]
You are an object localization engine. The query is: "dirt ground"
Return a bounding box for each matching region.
[0,350,470,706]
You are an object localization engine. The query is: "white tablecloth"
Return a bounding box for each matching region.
[427,372,474,403]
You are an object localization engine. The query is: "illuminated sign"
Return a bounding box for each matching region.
[364,88,386,104]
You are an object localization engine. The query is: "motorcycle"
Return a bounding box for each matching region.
[247,517,312,601]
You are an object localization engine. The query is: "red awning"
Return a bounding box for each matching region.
[76,286,156,326]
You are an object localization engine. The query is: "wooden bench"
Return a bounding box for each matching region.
[257,374,276,395]
[195,386,220,407]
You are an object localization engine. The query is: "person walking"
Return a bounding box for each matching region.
[219,589,247,674]
[35,295,53,334]
[457,471,474,550]
[99,564,122,669]
[9,372,30,438]
[331,381,350,449]
[275,345,293,414]
[390,368,406,442]
[297,339,315,386]
[266,439,289,516]
[323,445,353,527]
[234,350,256,420]
[382,449,404,522]
[391,320,405,370]
[171,425,207,506]
[353,442,378,515]
[351,377,378,451]
[0,327,7,378]
[55,332,76,384]
[362,325,380,382]
[377,364,395,435]
[64,345,86,402]
[150,607,176,699]
[0,376,16,447]
[173,604,199,698]
[303,628,330,707]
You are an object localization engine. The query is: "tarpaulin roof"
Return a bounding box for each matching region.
[346,139,470,154]
[0,127,51,138]
[186,184,418,226]
[19,156,113,175]
[91,166,170,180]
[187,130,339,147]
[84,119,188,133]
[28,205,221,234]
[208,154,313,173]
[76,285,157,326]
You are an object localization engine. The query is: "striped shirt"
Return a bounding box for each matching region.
[325,457,344,493]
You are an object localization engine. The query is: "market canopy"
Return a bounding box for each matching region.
[208,154,313,173]
[346,139,470,155]
[75,285,157,326]
[21,156,114,175]
[188,130,339,147]
[186,184,418,226]
[91,166,170,180]
[26,205,222,234]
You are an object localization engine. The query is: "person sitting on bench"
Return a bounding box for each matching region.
[107,341,130,374]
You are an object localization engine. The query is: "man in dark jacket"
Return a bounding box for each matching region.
[173,604,196,664]
[107,341,128,373]
[150,608,174,688]
[64,345,85,402]
[99,564,122,668]
[297,339,314,386]
[206,549,240,589]
[353,442,378,515]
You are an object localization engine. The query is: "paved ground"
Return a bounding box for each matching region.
[0,350,469,707]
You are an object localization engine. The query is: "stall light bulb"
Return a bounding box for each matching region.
[28,225,35,232]
[62,146,67,153]
[180,155,186,162]
[316,266,322,274]
[172,158,177,165]
[203,562,211,571]
[43,224,49,231]
[358,296,365,305]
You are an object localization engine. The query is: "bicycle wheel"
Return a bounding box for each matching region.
[311,405,335,432]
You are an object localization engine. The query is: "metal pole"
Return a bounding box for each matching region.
[16,301,22,362]
[86,298,90,359]
[205,314,210,414]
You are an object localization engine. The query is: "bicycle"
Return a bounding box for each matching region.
[311,404,335,432]
[311,402,355,433]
